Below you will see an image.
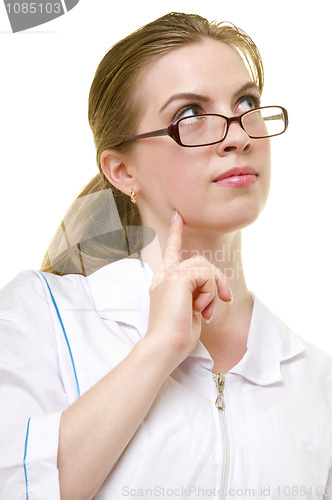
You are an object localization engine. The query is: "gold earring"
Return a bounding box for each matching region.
[130,188,137,204]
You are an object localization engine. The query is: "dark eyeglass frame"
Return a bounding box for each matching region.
[122,105,288,148]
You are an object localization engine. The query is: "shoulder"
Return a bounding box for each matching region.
[0,269,88,341]
[301,337,332,364]
[249,294,332,393]
[0,259,150,332]
[301,338,332,381]
[299,340,332,413]
[279,321,332,410]
[0,270,48,324]
[0,271,64,373]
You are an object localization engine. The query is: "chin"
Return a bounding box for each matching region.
[181,196,268,234]
[218,198,267,232]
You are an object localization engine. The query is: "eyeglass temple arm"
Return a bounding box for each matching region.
[263,113,284,121]
[124,127,169,142]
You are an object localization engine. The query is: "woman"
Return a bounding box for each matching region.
[0,12,331,500]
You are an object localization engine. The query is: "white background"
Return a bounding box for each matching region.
[0,0,331,353]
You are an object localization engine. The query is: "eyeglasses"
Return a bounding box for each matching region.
[123,106,288,148]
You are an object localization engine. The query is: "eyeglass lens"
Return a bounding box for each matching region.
[178,107,285,146]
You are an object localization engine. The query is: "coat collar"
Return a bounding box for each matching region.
[87,257,154,337]
[229,294,305,385]
[87,258,305,386]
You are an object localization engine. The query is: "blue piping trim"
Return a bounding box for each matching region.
[23,417,31,500]
[39,272,81,398]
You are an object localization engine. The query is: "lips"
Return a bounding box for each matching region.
[213,166,258,183]
[212,166,259,187]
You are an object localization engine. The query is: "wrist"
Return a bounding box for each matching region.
[134,334,179,380]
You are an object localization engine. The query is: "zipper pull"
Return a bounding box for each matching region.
[214,373,225,410]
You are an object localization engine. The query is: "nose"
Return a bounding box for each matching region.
[216,121,252,156]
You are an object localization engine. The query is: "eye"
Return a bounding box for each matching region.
[174,104,202,121]
[236,95,261,114]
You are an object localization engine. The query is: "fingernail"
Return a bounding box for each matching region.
[171,210,178,224]
[228,289,233,305]
[205,310,215,324]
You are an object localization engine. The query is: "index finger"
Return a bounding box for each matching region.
[162,210,184,269]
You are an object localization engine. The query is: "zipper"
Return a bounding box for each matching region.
[214,373,230,500]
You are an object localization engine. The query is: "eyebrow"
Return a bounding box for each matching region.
[159,93,213,113]
[233,82,261,99]
[159,82,261,114]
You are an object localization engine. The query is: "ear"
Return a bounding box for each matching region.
[100,149,138,197]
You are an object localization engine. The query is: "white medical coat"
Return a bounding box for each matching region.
[0,257,332,500]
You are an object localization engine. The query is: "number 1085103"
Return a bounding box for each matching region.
[5,3,62,14]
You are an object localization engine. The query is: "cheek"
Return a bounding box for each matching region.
[253,137,271,174]
[255,140,271,208]
[134,141,206,193]
[261,141,272,185]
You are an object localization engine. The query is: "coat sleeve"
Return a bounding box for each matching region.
[0,271,69,500]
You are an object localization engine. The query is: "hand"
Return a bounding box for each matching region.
[145,210,233,372]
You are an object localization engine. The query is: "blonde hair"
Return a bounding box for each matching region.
[40,12,264,276]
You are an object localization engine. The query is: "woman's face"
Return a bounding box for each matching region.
[128,38,271,235]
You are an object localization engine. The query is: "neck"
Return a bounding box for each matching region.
[141,222,247,297]
[140,220,253,374]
